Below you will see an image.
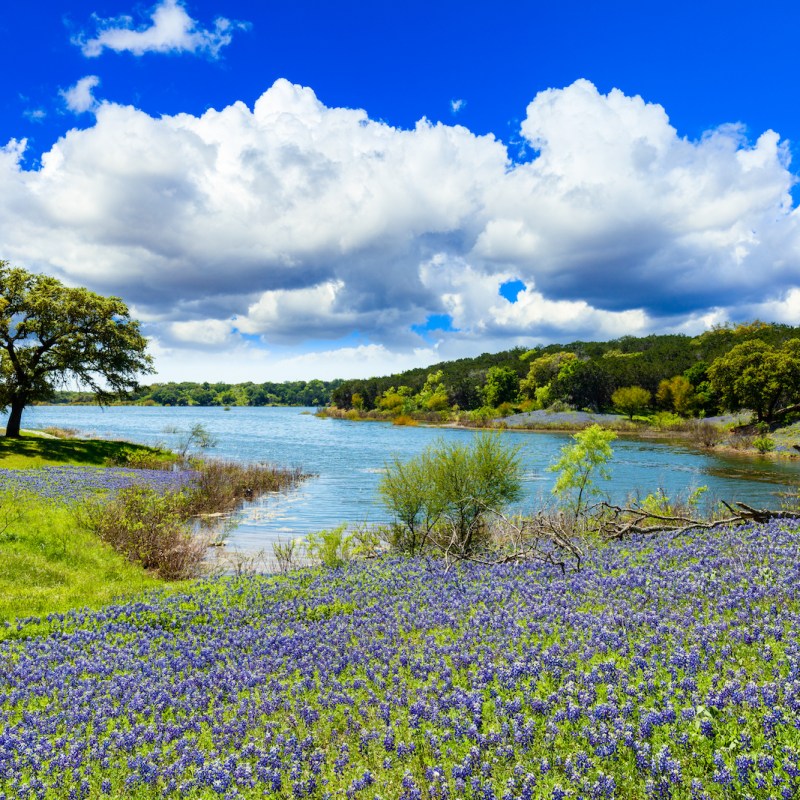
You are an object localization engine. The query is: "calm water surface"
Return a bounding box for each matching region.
[11,405,800,551]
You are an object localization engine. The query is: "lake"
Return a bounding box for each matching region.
[8,405,800,552]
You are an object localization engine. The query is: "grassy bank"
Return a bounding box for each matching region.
[0,490,168,635]
[0,434,179,631]
[0,431,174,469]
[0,432,306,632]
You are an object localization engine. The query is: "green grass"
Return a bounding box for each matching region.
[0,433,179,633]
[0,491,171,636]
[0,432,173,468]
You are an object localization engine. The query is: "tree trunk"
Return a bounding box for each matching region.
[5,399,25,438]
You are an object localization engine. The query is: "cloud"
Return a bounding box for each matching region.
[168,318,236,347]
[23,108,47,123]
[450,98,465,114]
[61,76,101,114]
[75,0,249,58]
[0,78,799,381]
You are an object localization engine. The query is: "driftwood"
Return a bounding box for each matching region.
[431,506,586,575]
[599,500,800,540]
[425,497,800,575]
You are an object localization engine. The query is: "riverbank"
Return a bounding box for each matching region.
[0,433,306,630]
[318,406,800,460]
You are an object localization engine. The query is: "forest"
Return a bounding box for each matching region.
[45,321,800,424]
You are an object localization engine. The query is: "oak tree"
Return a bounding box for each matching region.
[707,338,800,423]
[0,262,152,437]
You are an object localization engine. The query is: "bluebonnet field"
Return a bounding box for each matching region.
[2,516,800,799]
[0,466,196,501]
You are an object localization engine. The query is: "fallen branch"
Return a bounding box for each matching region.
[599,500,800,540]
[429,504,585,575]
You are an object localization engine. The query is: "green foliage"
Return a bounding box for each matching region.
[377,385,412,414]
[482,366,520,407]
[549,424,616,517]
[519,351,576,400]
[753,435,776,453]
[328,323,800,417]
[81,486,209,580]
[648,411,687,431]
[304,524,353,568]
[0,261,153,437]
[611,385,652,419]
[551,359,613,411]
[379,451,441,555]
[416,370,450,411]
[707,337,800,422]
[380,433,524,556]
[656,375,696,416]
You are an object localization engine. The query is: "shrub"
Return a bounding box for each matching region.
[106,445,178,470]
[81,486,210,579]
[380,433,523,557]
[304,525,353,568]
[689,420,724,448]
[649,411,688,431]
[185,459,304,517]
[753,435,776,453]
[271,538,299,573]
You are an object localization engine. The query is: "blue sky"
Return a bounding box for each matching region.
[2,1,799,382]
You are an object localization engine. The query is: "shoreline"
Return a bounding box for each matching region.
[317,408,800,463]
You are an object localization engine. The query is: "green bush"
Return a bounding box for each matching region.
[753,435,776,453]
[379,433,523,557]
[304,525,353,568]
[81,486,210,580]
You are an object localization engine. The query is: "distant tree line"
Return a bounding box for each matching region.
[42,322,800,424]
[329,322,800,424]
[48,379,342,408]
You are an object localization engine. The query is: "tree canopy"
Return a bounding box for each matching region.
[0,262,152,437]
[707,338,800,422]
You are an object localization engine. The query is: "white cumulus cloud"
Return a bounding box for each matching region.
[75,0,249,58]
[61,76,101,114]
[0,78,799,381]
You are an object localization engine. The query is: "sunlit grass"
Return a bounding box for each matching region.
[0,490,169,634]
[0,432,173,469]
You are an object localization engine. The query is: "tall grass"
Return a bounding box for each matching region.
[185,459,305,517]
[79,459,307,579]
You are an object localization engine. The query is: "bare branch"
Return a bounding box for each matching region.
[599,500,800,540]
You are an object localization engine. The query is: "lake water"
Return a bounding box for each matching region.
[9,405,800,552]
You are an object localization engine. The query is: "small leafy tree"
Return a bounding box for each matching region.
[548,424,616,518]
[611,385,651,420]
[482,366,520,408]
[379,433,524,557]
[164,422,218,459]
[656,375,695,416]
[0,262,152,437]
